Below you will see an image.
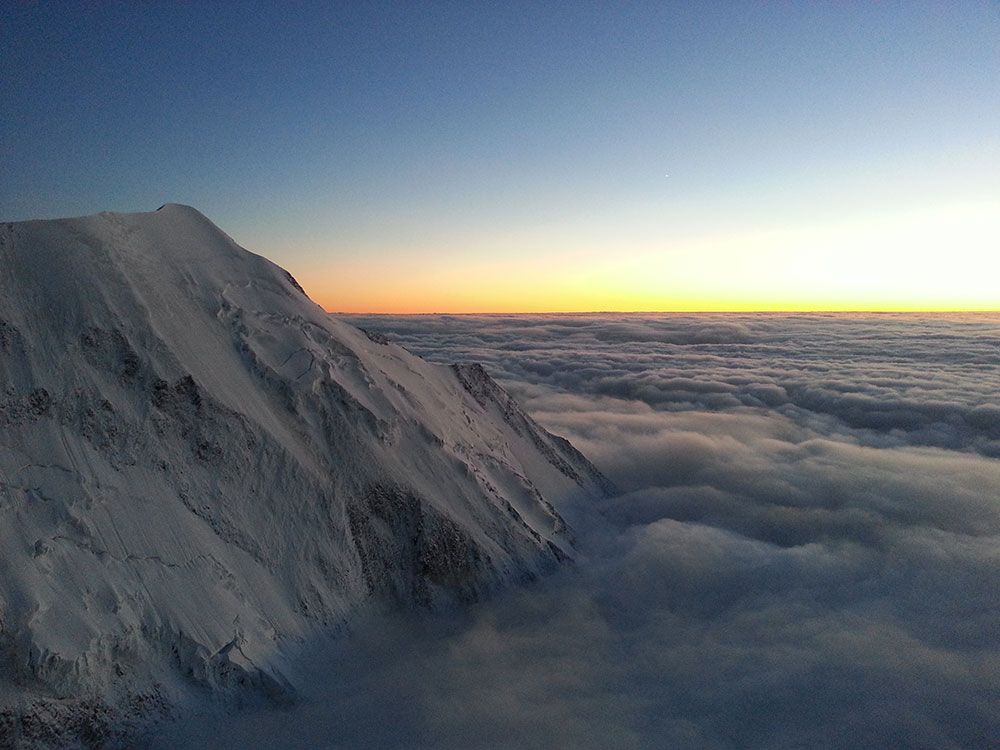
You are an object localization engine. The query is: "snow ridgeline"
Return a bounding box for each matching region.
[0,205,610,747]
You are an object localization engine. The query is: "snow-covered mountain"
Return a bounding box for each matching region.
[0,205,609,746]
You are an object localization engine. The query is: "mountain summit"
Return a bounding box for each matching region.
[0,205,609,745]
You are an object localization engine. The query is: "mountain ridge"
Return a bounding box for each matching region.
[0,204,610,747]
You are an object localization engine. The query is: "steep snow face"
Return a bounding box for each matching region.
[0,205,607,735]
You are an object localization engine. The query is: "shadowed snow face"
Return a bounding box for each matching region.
[159,313,1000,749]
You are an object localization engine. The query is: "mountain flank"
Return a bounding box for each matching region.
[0,205,609,747]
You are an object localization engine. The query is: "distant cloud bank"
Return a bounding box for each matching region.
[349,312,1000,460]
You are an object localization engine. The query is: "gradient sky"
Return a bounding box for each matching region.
[3,2,998,312]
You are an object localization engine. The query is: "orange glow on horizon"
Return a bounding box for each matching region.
[314,299,999,315]
[307,281,999,315]
[288,200,998,314]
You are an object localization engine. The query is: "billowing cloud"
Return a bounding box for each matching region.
[348,312,1000,457]
[156,313,1000,749]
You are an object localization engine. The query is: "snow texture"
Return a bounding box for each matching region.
[0,205,607,747]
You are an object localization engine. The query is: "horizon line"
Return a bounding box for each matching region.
[327,308,1000,316]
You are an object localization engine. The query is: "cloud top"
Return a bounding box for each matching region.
[157,312,1000,749]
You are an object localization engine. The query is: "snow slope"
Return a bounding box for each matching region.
[0,205,609,746]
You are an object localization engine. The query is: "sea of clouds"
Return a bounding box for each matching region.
[158,313,1000,749]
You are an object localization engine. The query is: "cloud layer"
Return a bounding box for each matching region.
[157,313,1000,749]
[349,312,1000,460]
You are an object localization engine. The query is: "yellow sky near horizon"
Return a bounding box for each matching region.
[301,200,999,313]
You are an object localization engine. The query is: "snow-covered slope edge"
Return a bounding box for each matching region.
[0,205,609,746]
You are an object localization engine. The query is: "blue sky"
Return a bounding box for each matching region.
[3,2,998,310]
